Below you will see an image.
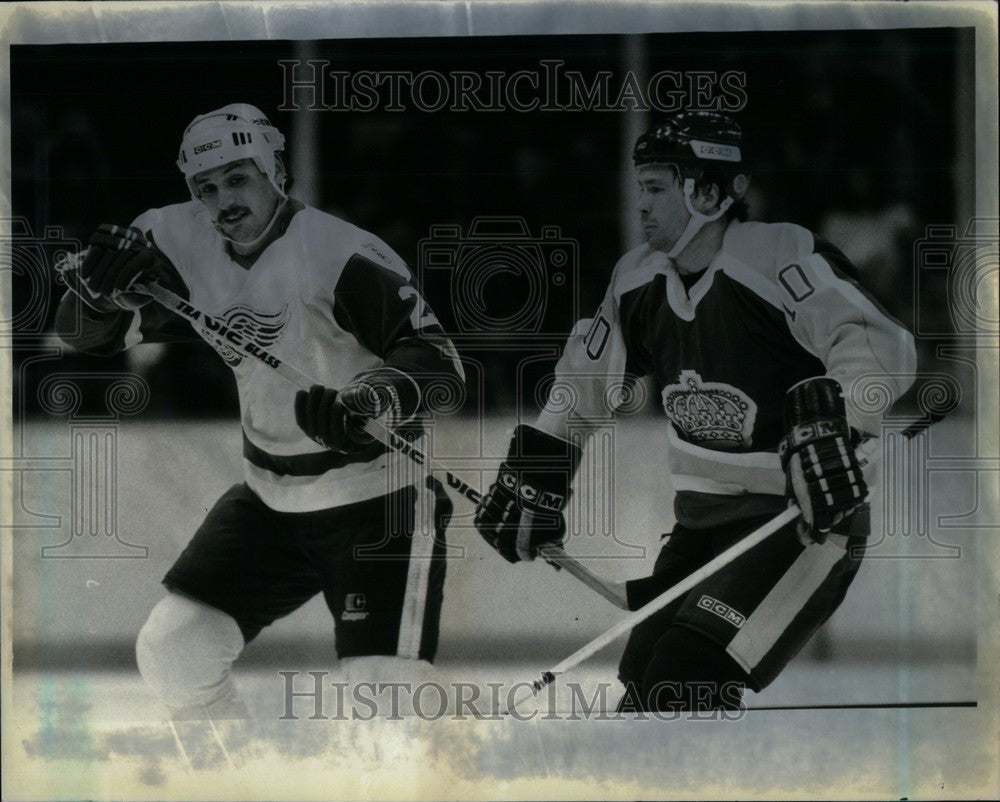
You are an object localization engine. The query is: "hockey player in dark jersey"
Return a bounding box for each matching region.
[475,111,916,712]
[54,104,464,719]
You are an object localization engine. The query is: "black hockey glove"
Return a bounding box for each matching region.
[294,369,420,454]
[474,425,582,563]
[779,377,868,544]
[77,224,186,310]
[55,250,120,314]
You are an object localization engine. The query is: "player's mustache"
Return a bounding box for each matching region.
[218,206,250,223]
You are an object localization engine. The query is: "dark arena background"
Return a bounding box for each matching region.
[11,30,972,416]
[4,20,994,796]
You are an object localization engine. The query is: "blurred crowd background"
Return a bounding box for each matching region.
[10,28,972,420]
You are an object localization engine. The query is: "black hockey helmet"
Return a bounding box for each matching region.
[632,111,750,199]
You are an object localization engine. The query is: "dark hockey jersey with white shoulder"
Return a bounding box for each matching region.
[56,200,463,513]
[535,219,916,528]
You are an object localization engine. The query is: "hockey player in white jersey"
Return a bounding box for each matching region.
[55,103,464,719]
[475,111,916,712]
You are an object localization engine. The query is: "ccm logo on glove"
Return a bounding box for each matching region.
[497,471,567,511]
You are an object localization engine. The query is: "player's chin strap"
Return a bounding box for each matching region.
[201,161,289,252]
[664,178,734,259]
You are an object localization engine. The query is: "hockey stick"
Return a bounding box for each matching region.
[504,504,801,714]
[134,280,629,610]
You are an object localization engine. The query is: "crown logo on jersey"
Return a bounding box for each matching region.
[661,370,757,450]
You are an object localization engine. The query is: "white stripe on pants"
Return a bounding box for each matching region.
[395,443,437,659]
[726,533,847,672]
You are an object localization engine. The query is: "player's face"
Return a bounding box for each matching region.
[193,159,282,243]
[636,165,690,252]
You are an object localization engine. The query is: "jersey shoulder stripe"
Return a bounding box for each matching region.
[131,199,208,234]
[610,243,671,304]
[293,207,411,281]
[717,254,784,311]
[716,220,884,319]
[721,220,816,270]
[716,221,815,300]
[812,235,908,330]
[130,200,221,291]
[131,200,216,248]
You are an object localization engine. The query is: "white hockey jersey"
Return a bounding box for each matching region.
[58,200,463,513]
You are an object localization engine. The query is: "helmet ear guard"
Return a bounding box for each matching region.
[177,103,287,199]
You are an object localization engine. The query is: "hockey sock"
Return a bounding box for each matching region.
[638,626,747,712]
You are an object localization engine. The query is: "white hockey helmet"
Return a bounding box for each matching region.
[176,103,286,199]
